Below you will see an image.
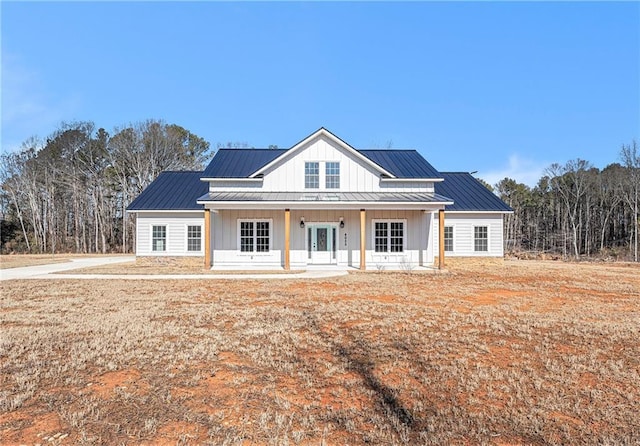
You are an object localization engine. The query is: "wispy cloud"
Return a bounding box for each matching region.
[479,154,549,188]
[1,52,80,152]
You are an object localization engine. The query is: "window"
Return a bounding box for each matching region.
[374,220,404,253]
[375,222,388,253]
[240,221,254,252]
[152,225,166,252]
[187,225,201,252]
[255,221,270,252]
[305,162,319,189]
[325,162,340,189]
[444,226,453,252]
[474,226,488,252]
[390,222,403,252]
[239,220,271,253]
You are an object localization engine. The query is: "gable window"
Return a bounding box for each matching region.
[374,220,405,253]
[305,162,319,189]
[444,226,454,252]
[239,220,271,253]
[474,226,488,252]
[187,225,202,252]
[325,162,340,189]
[152,225,166,252]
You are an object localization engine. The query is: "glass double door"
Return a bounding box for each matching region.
[307,224,337,264]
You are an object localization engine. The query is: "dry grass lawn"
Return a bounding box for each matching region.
[1,261,639,445]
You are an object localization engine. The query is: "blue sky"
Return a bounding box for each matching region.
[2,2,638,186]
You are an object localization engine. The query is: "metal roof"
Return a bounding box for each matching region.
[358,150,441,178]
[127,171,207,211]
[436,172,513,212]
[126,161,511,213]
[202,147,442,179]
[197,191,453,204]
[202,149,286,178]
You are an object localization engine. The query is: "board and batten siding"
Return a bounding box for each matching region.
[209,136,435,193]
[433,213,504,257]
[210,209,433,269]
[136,212,204,256]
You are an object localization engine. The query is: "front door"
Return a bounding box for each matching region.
[308,224,337,264]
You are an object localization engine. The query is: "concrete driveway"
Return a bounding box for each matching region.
[0,256,349,280]
[0,256,136,281]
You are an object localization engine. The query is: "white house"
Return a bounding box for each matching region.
[127,128,512,270]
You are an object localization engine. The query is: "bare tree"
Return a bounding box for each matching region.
[621,140,639,261]
[545,159,593,258]
[0,119,210,254]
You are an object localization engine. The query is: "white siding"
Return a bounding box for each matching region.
[433,213,504,257]
[211,209,432,269]
[212,209,284,267]
[209,135,435,193]
[136,212,204,256]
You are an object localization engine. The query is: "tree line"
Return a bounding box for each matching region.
[495,141,639,261]
[1,120,210,254]
[1,123,638,261]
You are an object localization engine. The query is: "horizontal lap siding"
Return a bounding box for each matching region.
[434,213,504,257]
[136,212,204,256]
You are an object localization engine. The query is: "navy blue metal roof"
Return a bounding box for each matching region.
[202,149,286,178]
[202,147,442,179]
[436,172,513,212]
[358,150,441,178]
[127,171,207,211]
[126,168,512,212]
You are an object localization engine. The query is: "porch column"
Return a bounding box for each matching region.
[360,209,366,270]
[204,209,211,269]
[284,209,291,270]
[438,209,445,269]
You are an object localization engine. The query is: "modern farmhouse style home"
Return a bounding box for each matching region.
[127,128,512,270]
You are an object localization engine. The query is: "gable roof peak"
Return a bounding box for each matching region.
[248,127,397,178]
[202,128,444,180]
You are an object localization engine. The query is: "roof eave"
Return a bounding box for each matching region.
[380,177,444,183]
[127,209,205,213]
[200,177,263,182]
[445,209,514,214]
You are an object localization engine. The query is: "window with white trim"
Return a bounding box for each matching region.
[474,226,488,252]
[305,162,319,189]
[152,225,166,252]
[239,220,271,253]
[444,226,453,252]
[187,225,202,252]
[325,162,340,189]
[390,222,403,252]
[255,221,270,252]
[374,220,405,253]
[375,222,388,253]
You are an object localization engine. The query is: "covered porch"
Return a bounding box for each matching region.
[199,204,449,271]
